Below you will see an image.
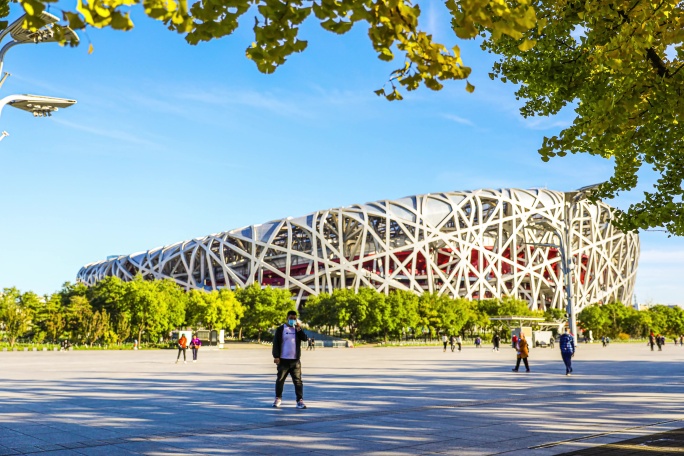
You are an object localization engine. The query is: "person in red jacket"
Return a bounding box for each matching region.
[176,334,188,364]
[272,310,308,409]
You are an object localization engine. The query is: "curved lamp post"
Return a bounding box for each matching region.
[525,184,604,339]
[0,12,79,137]
[0,12,79,74]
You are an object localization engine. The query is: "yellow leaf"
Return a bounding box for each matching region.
[88,43,94,54]
[518,39,537,51]
[465,81,475,93]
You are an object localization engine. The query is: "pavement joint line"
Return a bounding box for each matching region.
[528,418,684,449]
[7,390,587,454]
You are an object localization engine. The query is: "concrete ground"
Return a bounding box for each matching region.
[1,341,683,455]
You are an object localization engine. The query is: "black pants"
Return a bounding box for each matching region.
[177,347,186,361]
[276,359,304,401]
[514,357,529,371]
[192,348,198,360]
[561,352,573,373]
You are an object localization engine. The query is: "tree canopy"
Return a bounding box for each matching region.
[578,302,684,338]
[5,0,682,234]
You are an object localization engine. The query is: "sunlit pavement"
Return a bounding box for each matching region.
[1,342,683,455]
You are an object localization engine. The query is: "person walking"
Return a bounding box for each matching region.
[493,334,500,352]
[512,334,518,349]
[442,334,448,352]
[449,335,456,352]
[190,334,201,363]
[512,334,530,372]
[176,334,188,364]
[475,336,482,348]
[559,328,575,376]
[649,331,656,351]
[311,336,315,351]
[272,310,309,409]
[456,335,462,352]
[656,334,663,351]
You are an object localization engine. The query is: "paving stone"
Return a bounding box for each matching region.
[1,345,683,455]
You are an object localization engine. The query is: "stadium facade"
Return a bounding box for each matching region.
[77,188,639,311]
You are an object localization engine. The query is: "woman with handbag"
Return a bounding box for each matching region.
[512,334,530,372]
[190,334,201,363]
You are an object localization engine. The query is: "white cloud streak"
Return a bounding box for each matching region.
[50,118,165,150]
[443,114,475,126]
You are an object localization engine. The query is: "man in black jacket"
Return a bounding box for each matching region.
[272,310,309,409]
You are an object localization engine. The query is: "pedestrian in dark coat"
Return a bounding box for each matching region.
[559,328,575,376]
[272,310,309,409]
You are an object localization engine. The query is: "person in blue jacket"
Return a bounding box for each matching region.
[272,310,309,409]
[559,328,576,376]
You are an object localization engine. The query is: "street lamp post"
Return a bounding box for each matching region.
[0,12,79,75]
[526,184,604,339]
[527,222,576,337]
[0,12,79,136]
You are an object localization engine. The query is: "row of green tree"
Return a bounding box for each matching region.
[302,288,552,342]
[0,276,293,347]
[577,303,684,339]
[1,277,551,346]
[4,275,674,347]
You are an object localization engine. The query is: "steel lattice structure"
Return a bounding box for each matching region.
[78,188,639,311]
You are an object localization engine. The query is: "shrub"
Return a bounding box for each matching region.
[617,333,630,341]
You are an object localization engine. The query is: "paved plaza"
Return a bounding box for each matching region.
[1,342,683,455]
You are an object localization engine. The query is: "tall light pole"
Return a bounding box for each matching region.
[0,12,79,135]
[526,184,604,339]
[527,220,576,337]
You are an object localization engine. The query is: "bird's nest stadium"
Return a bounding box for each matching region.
[77,188,639,311]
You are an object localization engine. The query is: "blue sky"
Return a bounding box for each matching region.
[0,2,681,305]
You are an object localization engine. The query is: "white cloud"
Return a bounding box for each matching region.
[634,249,684,306]
[443,114,475,126]
[639,249,684,265]
[520,116,573,131]
[50,118,165,150]
[175,87,311,118]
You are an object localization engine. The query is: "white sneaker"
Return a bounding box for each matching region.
[184,361,187,364]
[296,400,307,409]
[193,360,196,363]
[272,398,282,408]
